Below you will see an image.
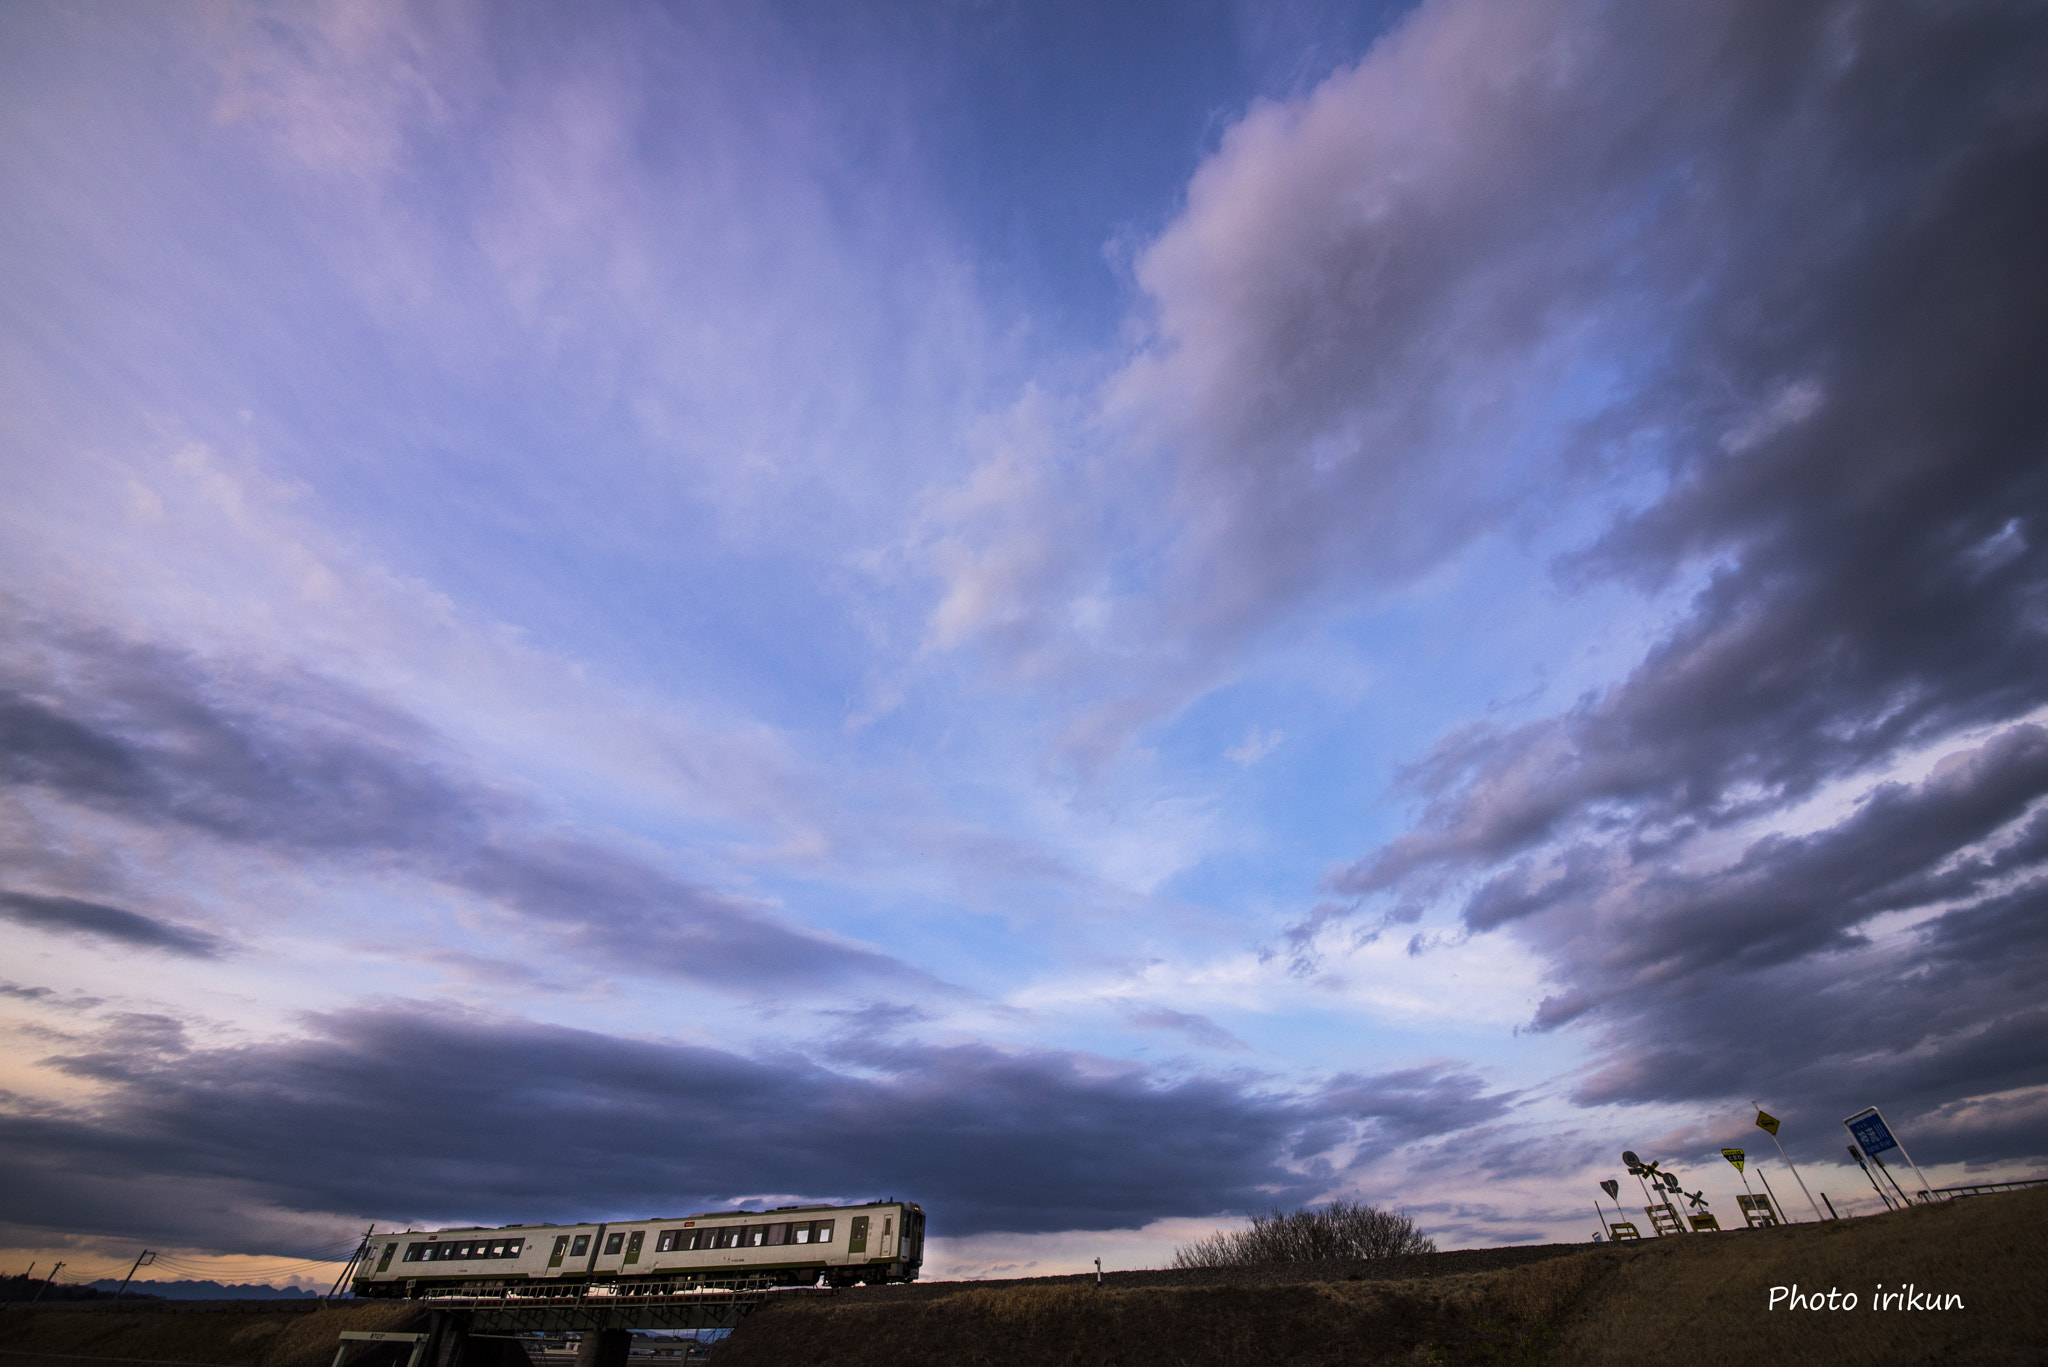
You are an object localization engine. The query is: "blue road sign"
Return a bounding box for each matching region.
[1847,1108,1899,1158]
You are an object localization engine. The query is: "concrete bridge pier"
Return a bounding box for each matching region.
[573,1329,631,1367]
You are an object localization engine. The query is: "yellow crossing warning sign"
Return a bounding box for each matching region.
[1722,1147,1745,1171]
[1755,1110,1780,1135]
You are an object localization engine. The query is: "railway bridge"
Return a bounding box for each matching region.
[335,1288,828,1367]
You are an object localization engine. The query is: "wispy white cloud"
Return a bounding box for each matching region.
[1225,726,1284,767]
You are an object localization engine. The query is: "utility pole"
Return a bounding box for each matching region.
[116,1250,156,1300]
[30,1261,65,1303]
[327,1226,374,1301]
[1753,1103,1827,1221]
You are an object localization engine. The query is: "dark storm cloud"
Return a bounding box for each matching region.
[455,841,919,988]
[1328,0,2048,899]
[0,1005,1508,1247]
[1313,1066,1512,1148]
[1269,0,2048,1163]
[0,617,494,852]
[0,889,224,957]
[1029,1,2031,755]
[1489,725,2048,992]
[1482,732,2048,1166]
[0,612,921,992]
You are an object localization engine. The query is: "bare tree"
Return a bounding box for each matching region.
[1170,1200,1436,1268]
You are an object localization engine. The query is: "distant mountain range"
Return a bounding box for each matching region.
[84,1279,321,1300]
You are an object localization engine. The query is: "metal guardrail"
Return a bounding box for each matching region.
[1923,1177,2047,1200]
[0,1352,257,1367]
[438,1287,834,1335]
[413,1277,822,1304]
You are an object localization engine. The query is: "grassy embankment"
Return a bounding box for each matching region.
[0,1301,425,1367]
[717,1184,2048,1365]
[2,1189,2039,1367]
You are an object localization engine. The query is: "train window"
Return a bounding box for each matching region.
[792,1225,808,1244]
[404,1243,428,1263]
[506,1240,524,1258]
[604,1233,625,1255]
[764,1224,787,1246]
[815,1221,834,1244]
[656,1231,676,1253]
[570,1235,591,1257]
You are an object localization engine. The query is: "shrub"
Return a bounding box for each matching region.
[1171,1200,1437,1268]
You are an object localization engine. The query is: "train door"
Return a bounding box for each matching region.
[848,1217,869,1255]
[594,1228,624,1276]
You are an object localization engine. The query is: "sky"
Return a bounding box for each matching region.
[3,0,2047,1287]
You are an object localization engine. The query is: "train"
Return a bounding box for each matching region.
[349,1199,924,1297]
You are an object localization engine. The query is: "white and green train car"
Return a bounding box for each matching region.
[350,1200,924,1296]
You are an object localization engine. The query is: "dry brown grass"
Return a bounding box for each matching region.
[0,1302,426,1367]
[713,1255,1616,1366]
[8,1193,2038,1367]
[1551,1184,2048,1366]
[714,1186,2048,1365]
